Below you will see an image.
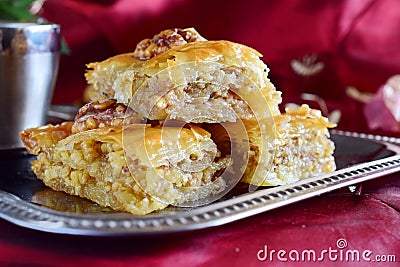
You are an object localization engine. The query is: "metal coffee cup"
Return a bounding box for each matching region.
[0,22,60,149]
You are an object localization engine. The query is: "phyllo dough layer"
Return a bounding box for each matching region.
[242,104,336,186]
[20,102,231,215]
[85,29,281,123]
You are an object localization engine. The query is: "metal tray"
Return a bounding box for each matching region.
[1,131,400,236]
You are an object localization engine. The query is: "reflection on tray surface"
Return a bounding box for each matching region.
[31,188,112,213]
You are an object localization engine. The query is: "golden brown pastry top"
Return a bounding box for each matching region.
[140,40,265,75]
[87,40,271,82]
[84,28,206,75]
[19,122,73,155]
[275,104,336,136]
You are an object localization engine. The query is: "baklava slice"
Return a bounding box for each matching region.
[241,104,336,186]
[20,101,232,215]
[85,28,282,123]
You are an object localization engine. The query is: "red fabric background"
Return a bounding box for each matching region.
[1,1,399,266]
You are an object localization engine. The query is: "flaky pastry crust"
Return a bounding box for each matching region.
[20,103,231,215]
[241,104,336,186]
[85,29,281,123]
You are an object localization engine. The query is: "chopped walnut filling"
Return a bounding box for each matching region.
[133,28,207,60]
[72,100,138,133]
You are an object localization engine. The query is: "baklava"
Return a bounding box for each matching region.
[20,101,233,215]
[85,29,281,123]
[20,28,336,215]
[241,104,336,186]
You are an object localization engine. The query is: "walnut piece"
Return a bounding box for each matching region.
[72,100,138,133]
[133,28,207,60]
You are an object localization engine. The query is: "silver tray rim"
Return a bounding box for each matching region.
[1,130,400,236]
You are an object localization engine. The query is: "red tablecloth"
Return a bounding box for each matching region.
[1,0,400,266]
